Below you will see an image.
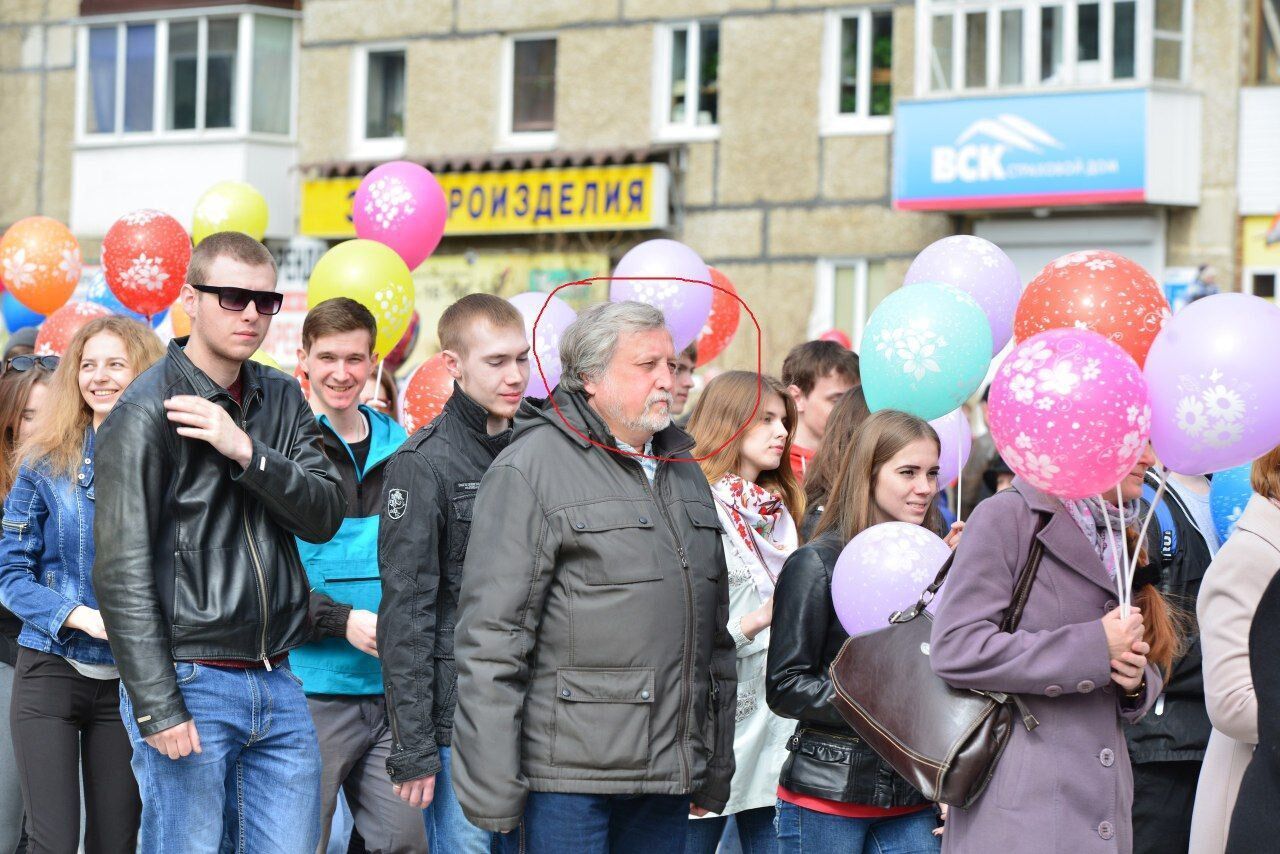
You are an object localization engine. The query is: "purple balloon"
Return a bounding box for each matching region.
[930,408,973,488]
[610,239,713,351]
[509,291,577,398]
[905,236,1021,354]
[1146,293,1280,475]
[832,522,952,636]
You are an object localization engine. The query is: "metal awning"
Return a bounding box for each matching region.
[298,145,682,179]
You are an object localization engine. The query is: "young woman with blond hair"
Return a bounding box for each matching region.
[685,370,804,854]
[0,317,162,853]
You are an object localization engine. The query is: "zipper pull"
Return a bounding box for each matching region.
[262,655,273,672]
[678,547,689,570]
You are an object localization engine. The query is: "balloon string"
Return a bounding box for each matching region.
[1117,484,1130,614]
[1130,467,1168,583]
[372,360,385,407]
[1098,492,1127,617]
[955,438,964,523]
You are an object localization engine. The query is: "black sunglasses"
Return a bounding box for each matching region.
[4,355,59,374]
[190,284,284,316]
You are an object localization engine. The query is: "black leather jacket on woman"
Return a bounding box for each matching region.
[94,338,345,737]
[766,530,929,808]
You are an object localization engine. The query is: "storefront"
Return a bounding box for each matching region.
[292,151,675,367]
[893,87,1201,284]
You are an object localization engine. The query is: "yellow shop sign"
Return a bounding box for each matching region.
[301,163,670,237]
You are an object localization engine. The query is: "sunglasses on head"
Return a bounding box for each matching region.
[190,284,284,316]
[4,355,59,374]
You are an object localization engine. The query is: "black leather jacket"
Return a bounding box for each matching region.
[766,531,930,808]
[94,339,345,738]
[376,385,513,783]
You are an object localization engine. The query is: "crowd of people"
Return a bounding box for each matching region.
[0,230,1272,854]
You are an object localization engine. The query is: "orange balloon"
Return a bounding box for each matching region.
[1013,250,1170,368]
[695,268,741,367]
[34,301,112,356]
[0,217,81,315]
[400,354,453,433]
[168,300,192,338]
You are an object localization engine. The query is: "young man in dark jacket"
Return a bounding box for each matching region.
[377,293,530,853]
[1127,469,1216,854]
[292,298,423,853]
[451,301,737,852]
[93,232,345,854]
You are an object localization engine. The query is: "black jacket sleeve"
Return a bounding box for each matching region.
[377,448,446,783]
[766,545,849,729]
[94,402,190,737]
[230,390,344,544]
[307,592,351,642]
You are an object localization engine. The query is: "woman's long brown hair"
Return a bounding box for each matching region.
[1126,516,1190,677]
[804,385,871,510]
[18,317,163,478]
[686,371,804,521]
[813,409,942,544]
[0,369,52,497]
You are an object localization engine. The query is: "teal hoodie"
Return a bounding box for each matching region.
[293,405,406,696]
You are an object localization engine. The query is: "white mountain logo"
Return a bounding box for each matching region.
[954,114,1064,154]
[931,113,1065,183]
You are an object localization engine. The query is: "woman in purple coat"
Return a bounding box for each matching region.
[930,445,1180,853]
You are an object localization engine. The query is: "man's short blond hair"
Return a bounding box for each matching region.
[437,293,525,354]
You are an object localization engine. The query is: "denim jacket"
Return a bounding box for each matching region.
[0,427,114,664]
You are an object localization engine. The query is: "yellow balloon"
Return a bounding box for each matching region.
[307,239,414,358]
[192,181,269,245]
[249,349,283,371]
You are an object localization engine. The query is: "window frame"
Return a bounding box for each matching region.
[499,33,558,151]
[75,7,298,146]
[653,19,722,142]
[812,258,892,350]
[1244,266,1280,300]
[349,42,408,159]
[821,7,896,136]
[913,0,1193,97]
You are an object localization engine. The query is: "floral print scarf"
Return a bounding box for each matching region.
[1062,496,1141,578]
[710,474,798,601]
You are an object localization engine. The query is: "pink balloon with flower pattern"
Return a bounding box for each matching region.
[353,162,447,272]
[989,328,1151,501]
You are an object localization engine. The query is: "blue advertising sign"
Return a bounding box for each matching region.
[893,89,1148,211]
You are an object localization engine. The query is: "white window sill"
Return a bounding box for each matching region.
[350,136,406,161]
[496,131,558,152]
[76,130,295,149]
[654,124,721,143]
[820,115,894,137]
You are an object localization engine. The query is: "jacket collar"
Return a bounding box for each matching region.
[1013,477,1119,597]
[521,386,695,459]
[166,336,262,409]
[1236,494,1280,553]
[317,404,406,473]
[443,383,512,443]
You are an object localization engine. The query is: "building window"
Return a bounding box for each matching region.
[1258,0,1280,83]
[822,9,894,134]
[918,0,1191,93]
[504,36,557,144]
[364,50,405,139]
[657,21,720,138]
[79,12,295,141]
[1247,270,1278,300]
[813,259,891,348]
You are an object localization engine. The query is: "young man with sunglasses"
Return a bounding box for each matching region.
[93,231,345,854]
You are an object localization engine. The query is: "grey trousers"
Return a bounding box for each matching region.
[0,662,23,852]
[308,694,427,854]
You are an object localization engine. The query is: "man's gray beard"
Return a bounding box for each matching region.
[605,393,672,439]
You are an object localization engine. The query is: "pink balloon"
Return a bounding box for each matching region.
[508,291,577,398]
[818,329,853,349]
[930,408,973,488]
[610,239,712,351]
[353,162,447,271]
[832,522,952,636]
[1145,293,1280,475]
[989,329,1151,500]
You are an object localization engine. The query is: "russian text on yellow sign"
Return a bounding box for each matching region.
[301,164,670,238]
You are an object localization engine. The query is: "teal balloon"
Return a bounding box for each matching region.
[860,282,992,421]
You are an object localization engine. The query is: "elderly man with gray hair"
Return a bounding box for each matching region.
[452,300,737,853]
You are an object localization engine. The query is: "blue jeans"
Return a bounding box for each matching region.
[774,801,940,854]
[491,792,689,854]
[688,807,777,854]
[121,662,323,854]
[425,746,488,854]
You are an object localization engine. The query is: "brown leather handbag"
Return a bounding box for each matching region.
[827,514,1048,808]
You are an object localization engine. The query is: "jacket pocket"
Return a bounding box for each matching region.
[565,504,662,585]
[447,494,475,562]
[315,560,381,614]
[682,501,724,580]
[551,667,654,770]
